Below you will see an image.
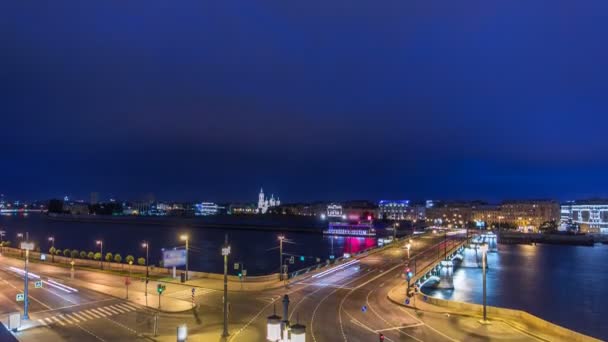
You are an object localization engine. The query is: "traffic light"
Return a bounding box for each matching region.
[300,256,305,262]
[157,284,166,294]
[238,272,242,279]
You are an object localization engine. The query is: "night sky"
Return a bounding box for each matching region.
[2,1,608,203]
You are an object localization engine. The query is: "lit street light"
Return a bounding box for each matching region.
[96,240,103,270]
[480,243,489,324]
[180,234,189,281]
[142,241,150,297]
[221,234,231,337]
[278,235,285,281]
[48,236,55,262]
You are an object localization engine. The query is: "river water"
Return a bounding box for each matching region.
[0,214,377,276]
[424,243,608,340]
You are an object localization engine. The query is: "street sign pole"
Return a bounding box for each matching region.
[23,248,29,320]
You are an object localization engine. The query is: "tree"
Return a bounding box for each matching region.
[94,252,102,261]
[539,221,558,234]
[71,249,79,259]
[63,248,71,257]
[125,255,135,264]
[114,254,122,263]
[137,257,146,266]
[49,246,56,255]
[87,251,95,259]
[79,251,87,259]
[54,249,62,255]
[105,252,113,262]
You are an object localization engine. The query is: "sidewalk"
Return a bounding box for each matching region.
[387,285,599,342]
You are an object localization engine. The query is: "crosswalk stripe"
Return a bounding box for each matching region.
[66,314,80,323]
[78,311,94,320]
[51,316,66,326]
[122,303,139,310]
[44,318,53,324]
[72,312,88,321]
[109,305,127,313]
[116,303,134,311]
[97,307,114,315]
[104,307,121,315]
[60,315,76,324]
[82,310,99,319]
[38,319,47,326]
[90,308,107,317]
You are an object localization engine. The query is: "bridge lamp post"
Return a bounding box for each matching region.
[480,243,489,324]
[96,240,103,270]
[180,235,189,281]
[48,236,55,262]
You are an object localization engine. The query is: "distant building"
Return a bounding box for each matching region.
[499,200,559,229]
[561,200,608,234]
[195,202,224,216]
[64,202,89,215]
[257,188,280,214]
[342,200,378,221]
[229,203,258,215]
[327,203,344,218]
[378,200,410,220]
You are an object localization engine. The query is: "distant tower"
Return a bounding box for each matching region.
[258,188,266,213]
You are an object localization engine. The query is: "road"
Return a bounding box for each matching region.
[2,231,542,341]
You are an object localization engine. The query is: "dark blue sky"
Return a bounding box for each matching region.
[2,1,608,203]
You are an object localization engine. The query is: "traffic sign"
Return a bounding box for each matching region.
[234,263,239,270]
[329,255,335,260]
[125,277,131,286]
[289,256,294,264]
[16,293,24,302]
[20,242,34,251]
[34,281,42,288]
[242,269,247,277]
[361,305,367,313]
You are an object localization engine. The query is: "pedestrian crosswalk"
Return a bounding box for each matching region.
[168,287,215,300]
[37,302,140,327]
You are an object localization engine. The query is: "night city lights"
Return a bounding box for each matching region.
[2,1,608,341]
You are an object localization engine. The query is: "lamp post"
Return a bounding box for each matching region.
[17,233,23,257]
[180,235,189,281]
[480,243,489,324]
[393,222,399,242]
[48,236,55,262]
[278,235,285,281]
[21,240,33,320]
[221,234,231,337]
[96,240,103,270]
[142,241,149,297]
[406,243,411,259]
[127,260,133,299]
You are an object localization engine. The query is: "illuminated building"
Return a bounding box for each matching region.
[327,203,343,218]
[257,188,280,214]
[229,203,257,215]
[561,200,608,233]
[378,200,410,220]
[194,202,223,216]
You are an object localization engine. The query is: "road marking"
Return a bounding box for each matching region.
[44,317,53,324]
[71,312,88,321]
[37,319,47,326]
[1,279,53,310]
[32,298,116,314]
[51,316,66,326]
[103,317,138,335]
[109,305,127,313]
[90,308,108,317]
[375,322,425,332]
[79,311,96,320]
[66,313,81,323]
[117,303,136,311]
[104,306,121,315]
[121,303,139,310]
[60,314,76,324]
[84,310,101,319]
[97,307,114,316]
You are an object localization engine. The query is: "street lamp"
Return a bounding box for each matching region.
[96,240,103,270]
[127,260,133,299]
[278,235,285,281]
[180,234,189,281]
[406,243,411,259]
[48,236,55,262]
[17,233,23,257]
[221,234,231,337]
[142,241,149,297]
[480,243,489,324]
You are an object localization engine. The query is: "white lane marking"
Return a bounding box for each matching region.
[60,314,76,324]
[96,307,114,315]
[0,279,53,309]
[109,305,127,313]
[104,306,121,315]
[33,298,116,314]
[84,310,101,319]
[90,308,107,317]
[44,317,54,324]
[67,313,81,323]
[76,324,107,342]
[121,303,139,310]
[376,322,425,332]
[78,311,96,320]
[72,312,88,321]
[117,303,135,311]
[51,316,66,326]
[38,319,47,326]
